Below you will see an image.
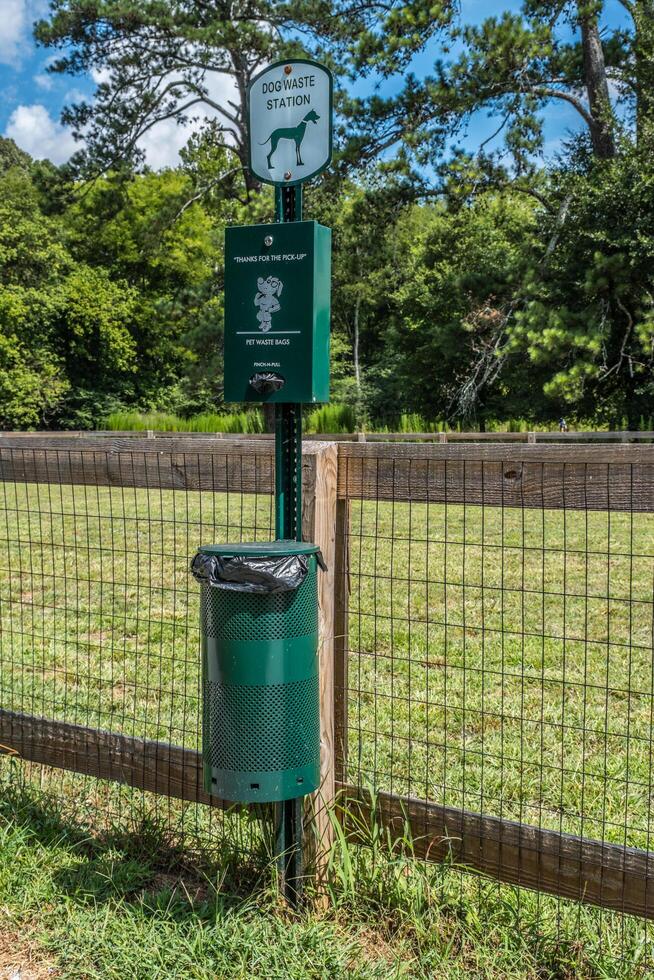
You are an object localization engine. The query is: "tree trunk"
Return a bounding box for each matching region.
[353,294,361,394]
[263,403,276,433]
[238,142,260,194]
[623,365,647,432]
[579,6,617,159]
[230,50,260,194]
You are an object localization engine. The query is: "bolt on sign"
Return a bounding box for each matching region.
[248,59,333,186]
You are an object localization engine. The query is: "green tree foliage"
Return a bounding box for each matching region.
[310,178,412,423]
[320,188,542,426]
[346,0,654,178]
[0,137,32,175]
[508,146,654,426]
[35,0,452,187]
[0,145,232,428]
[387,194,540,424]
[2,4,653,430]
[0,162,141,428]
[0,162,72,428]
[65,168,217,411]
[340,1,654,423]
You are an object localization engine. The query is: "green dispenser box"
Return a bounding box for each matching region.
[223,220,331,404]
[192,541,322,803]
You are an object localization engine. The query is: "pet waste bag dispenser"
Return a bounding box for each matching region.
[192,542,325,803]
[222,220,330,403]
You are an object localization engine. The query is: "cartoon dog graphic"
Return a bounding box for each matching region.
[254,276,283,332]
[260,109,320,168]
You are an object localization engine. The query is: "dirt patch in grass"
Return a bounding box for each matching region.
[0,926,58,979]
[348,925,406,971]
[145,870,210,906]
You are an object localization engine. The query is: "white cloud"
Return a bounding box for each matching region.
[33,72,53,90]
[137,115,194,171]
[91,66,111,86]
[3,64,241,170]
[0,0,30,65]
[64,87,88,104]
[5,103,77,164]
[607,78,627,104]
[205,70,239,118]
[0,0,48,67]
[135,70,239,169]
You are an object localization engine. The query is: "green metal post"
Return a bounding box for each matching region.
[274,403,302,543]
[274,184,305,904]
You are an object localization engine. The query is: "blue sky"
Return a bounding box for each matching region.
[0,0,631,169]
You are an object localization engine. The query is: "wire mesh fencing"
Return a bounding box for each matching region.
[0,439,275,856]
[336,443,654,967]
[2,435,654,968]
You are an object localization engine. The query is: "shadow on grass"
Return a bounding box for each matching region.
[0,769,649,979]
[0,771,276,919]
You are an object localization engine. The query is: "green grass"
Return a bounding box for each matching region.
[0,775,648,978]
[347,501,654,845]
[100,408,654,435]
[0,481,652,975]
[103,404,358,435]
[306,403,357,433]
[103,410,266,434]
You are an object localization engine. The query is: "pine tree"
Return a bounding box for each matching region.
[36,0,452,189]
[346,1,654,176]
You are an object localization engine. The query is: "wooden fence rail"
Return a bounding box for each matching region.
[2,430,654,443]
[0,434,653,918]
[337,442,654,511]
[1,709,652,919]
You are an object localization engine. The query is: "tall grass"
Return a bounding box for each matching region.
[322,792,647,979]
[305,403,357,433]
[103,410,265,434]
[103,405,359,435]
[102,407,654,436]
[0,772,645,978]
[375,414,445,433]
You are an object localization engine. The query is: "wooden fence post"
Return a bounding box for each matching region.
[301,441,338,881]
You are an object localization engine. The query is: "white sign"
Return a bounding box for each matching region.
[248,59,332,186]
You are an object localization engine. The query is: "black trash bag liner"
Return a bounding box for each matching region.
[191,550,325,594]
[249,372,285,394]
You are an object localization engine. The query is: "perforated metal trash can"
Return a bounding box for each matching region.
[192,541,322,804]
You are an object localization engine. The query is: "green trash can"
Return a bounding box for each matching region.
[191,541,324,804]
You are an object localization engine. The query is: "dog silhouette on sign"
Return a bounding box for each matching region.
[260,109,320,168]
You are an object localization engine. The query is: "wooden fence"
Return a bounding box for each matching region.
[2,429,654,443]
[0,435,653,919]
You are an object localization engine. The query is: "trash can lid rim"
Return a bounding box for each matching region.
[196,540,320,558]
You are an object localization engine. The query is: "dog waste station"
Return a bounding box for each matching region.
[192,59,333,903]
